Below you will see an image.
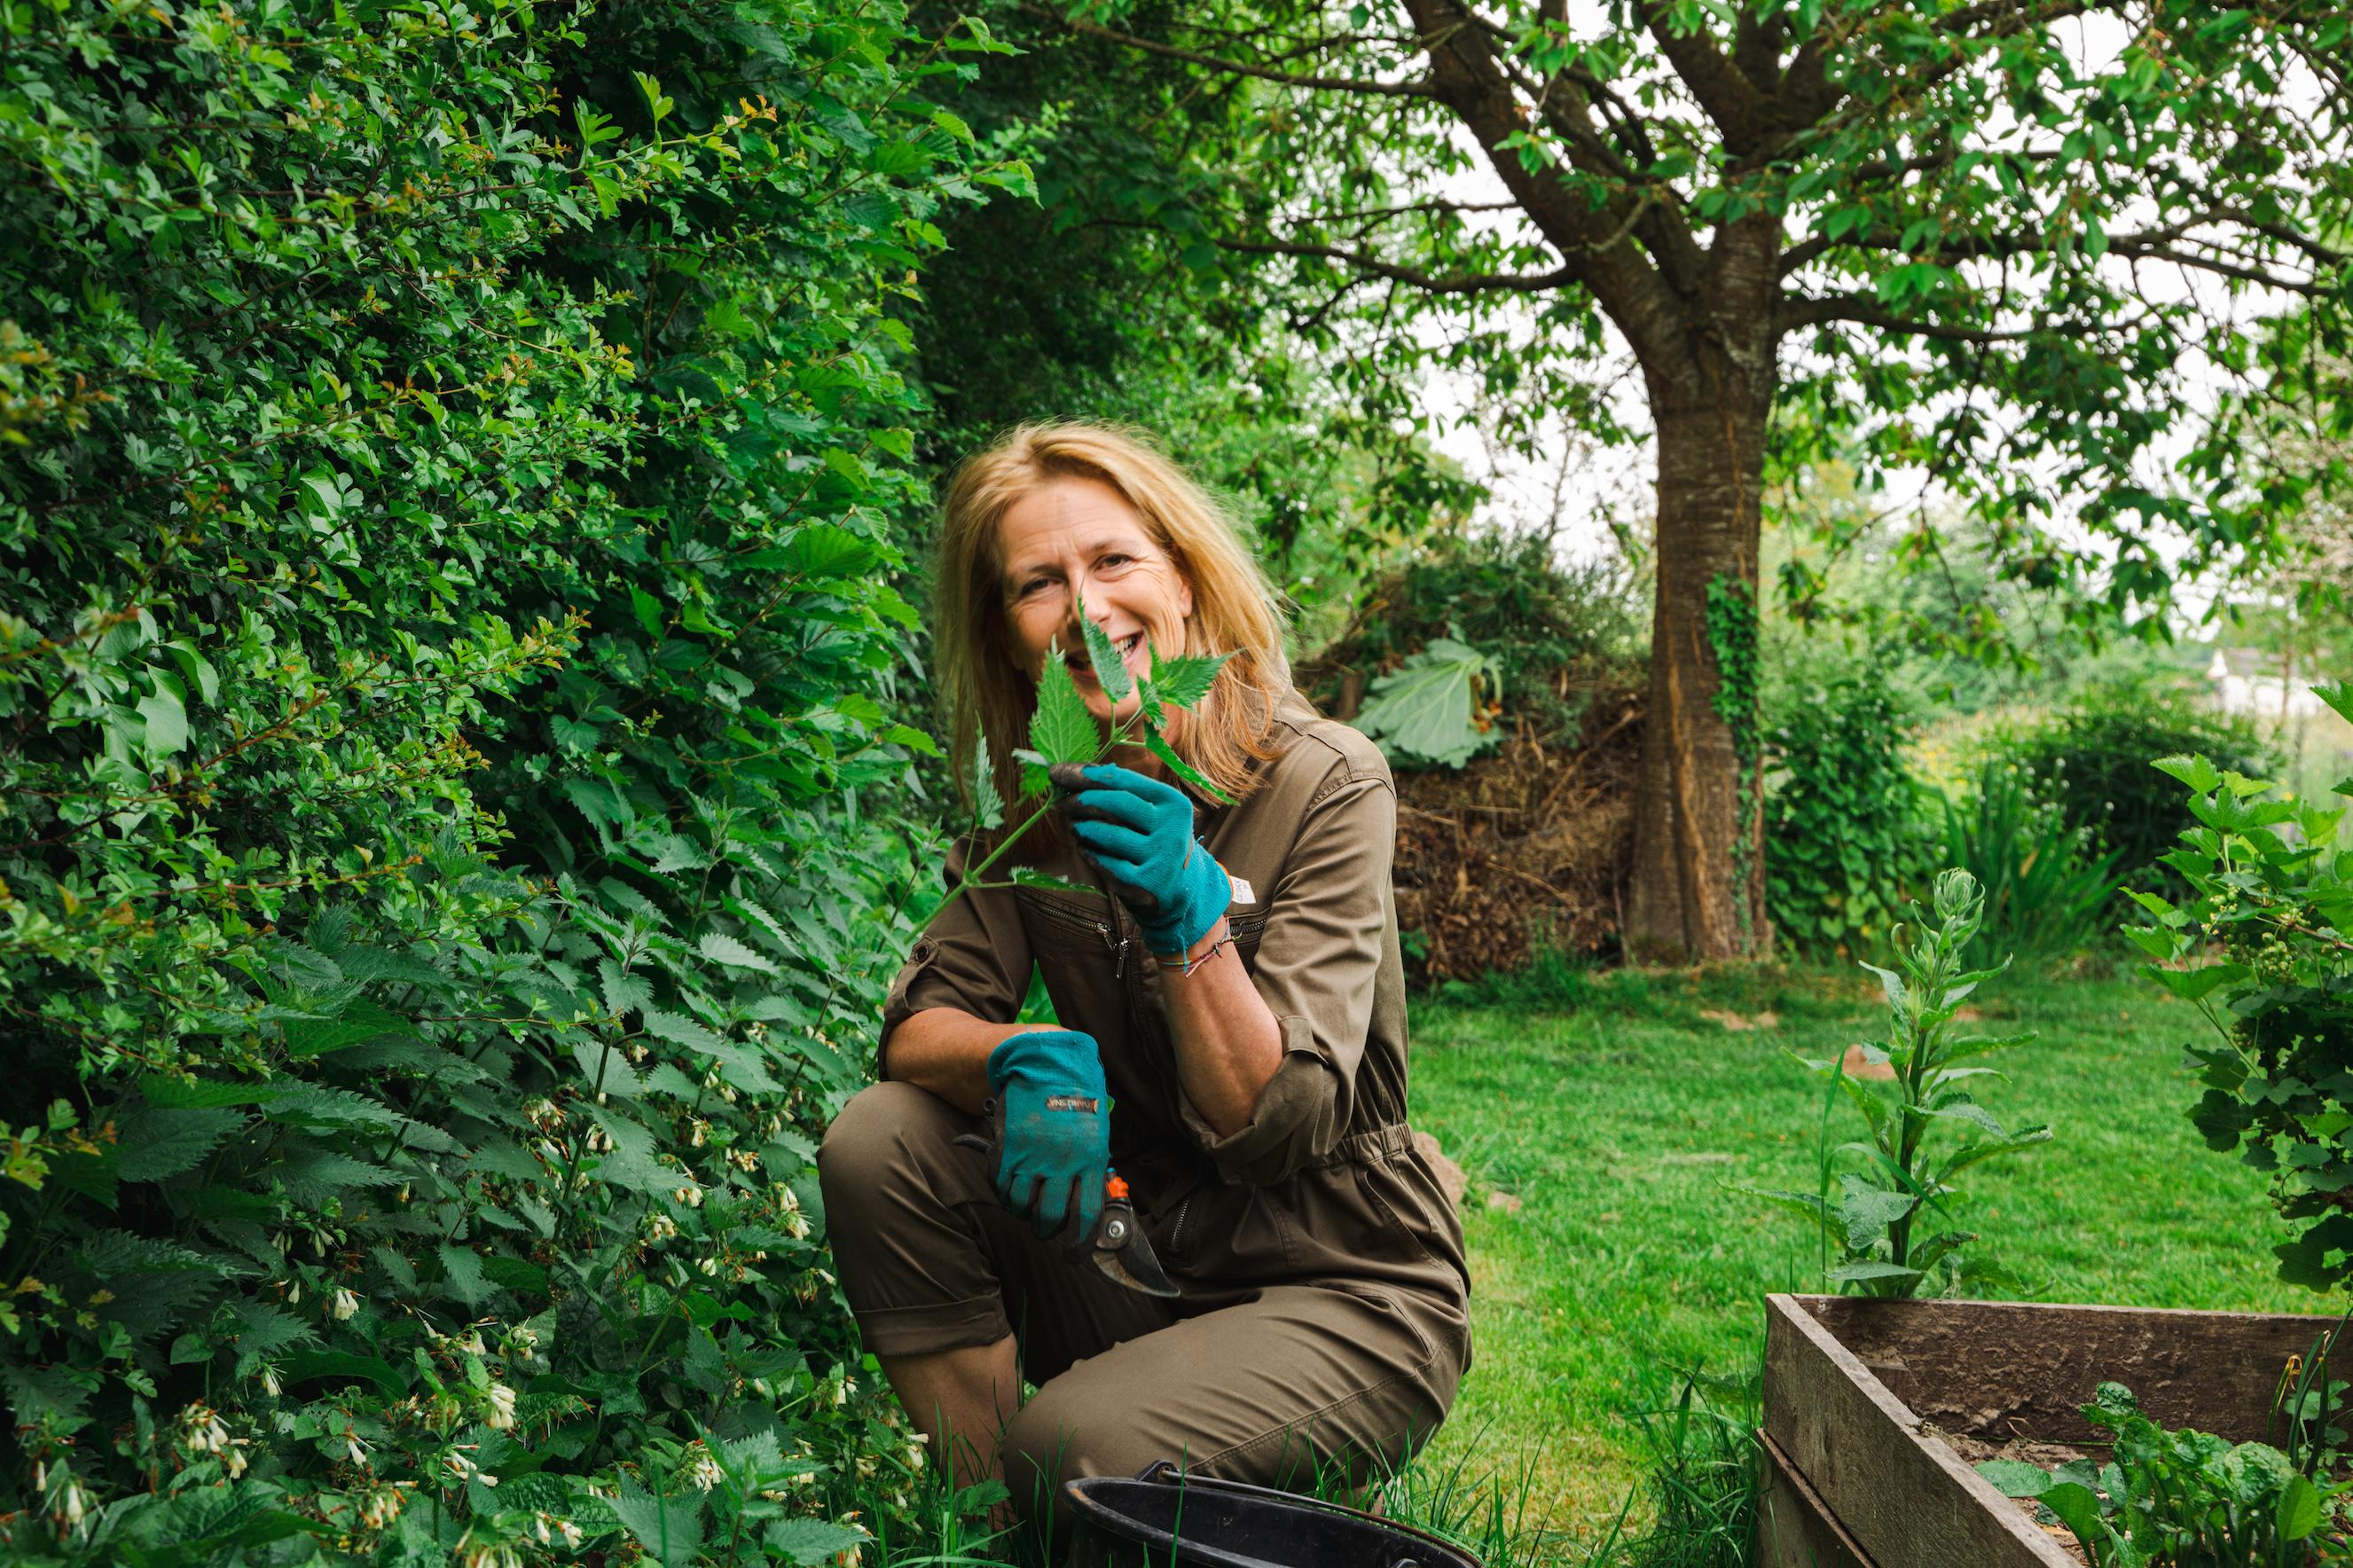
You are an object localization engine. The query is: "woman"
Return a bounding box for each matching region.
[816,421,1470,1539]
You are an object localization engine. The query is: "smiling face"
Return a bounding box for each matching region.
[997,474,1195,729]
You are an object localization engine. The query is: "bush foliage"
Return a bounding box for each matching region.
[0,1,1023,1561]
[2130,684,2353,1294]
[1996,687,2273,899]
[1762,672,1940,957]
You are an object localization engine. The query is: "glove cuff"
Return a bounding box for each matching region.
[1140,842,1232,958]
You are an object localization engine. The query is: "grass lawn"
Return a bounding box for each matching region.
[1401,960,2321,1554]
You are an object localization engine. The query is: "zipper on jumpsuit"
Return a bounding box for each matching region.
[1094,920,1129,980]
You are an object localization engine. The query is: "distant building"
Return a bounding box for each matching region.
[2207,647,2332,718]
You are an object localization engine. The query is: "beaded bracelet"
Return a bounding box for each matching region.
[1154,930,1235,977]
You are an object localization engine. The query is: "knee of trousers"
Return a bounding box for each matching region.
[815,1080,969,1235]
[1000,1383,1165,1530]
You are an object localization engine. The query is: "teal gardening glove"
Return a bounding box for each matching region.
[984,1028,1112,1244]
[1050,762,1231,958]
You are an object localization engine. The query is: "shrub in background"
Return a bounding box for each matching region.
[2129,683,2353,1292]
[1762,671,1940,957]
[0,2,1022,1562]
[1998,684,2273,899]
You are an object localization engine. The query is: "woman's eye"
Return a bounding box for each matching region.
[1101,553,1133,568]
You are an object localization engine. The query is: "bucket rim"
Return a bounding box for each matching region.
[1062,1460,1484,1568]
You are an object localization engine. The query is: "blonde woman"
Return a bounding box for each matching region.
[817,421,1470,1536]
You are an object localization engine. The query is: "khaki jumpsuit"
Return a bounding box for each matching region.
[816,690,1471,1528]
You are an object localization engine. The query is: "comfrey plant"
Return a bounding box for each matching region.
[1748,869,2053,1297]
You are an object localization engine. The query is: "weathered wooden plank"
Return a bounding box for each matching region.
[1800,1296,2340,1445]
[1763,1293,2074,1568]
[1754,1431,1875,1568]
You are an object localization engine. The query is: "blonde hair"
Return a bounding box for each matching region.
[933,420,1294,838]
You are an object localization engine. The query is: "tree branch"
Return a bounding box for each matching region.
[1637,0,1770,151]
[1206,235,1578,294]
[1778,294,2045,341]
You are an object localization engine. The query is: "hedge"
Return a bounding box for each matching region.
[0,0,1026,1561]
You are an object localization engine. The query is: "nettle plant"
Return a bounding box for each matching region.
[2127,684,2353,1291]
[1750,869,2053,1298]
[935,600,1231,911]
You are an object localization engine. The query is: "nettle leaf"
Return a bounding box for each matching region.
[698,932,778,974]
[641,1007,723,1055]
[1076,597,1134,703]
[1030,653,1101,766]
[1144,728,1231,804]
[764,1518,868,1567]
[600,959,654,1016]
[117,1106,246,1182]
[612,1476,706,1568]
[1149,648,1224,709]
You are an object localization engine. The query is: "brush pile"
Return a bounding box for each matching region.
[1385,691,1645,983]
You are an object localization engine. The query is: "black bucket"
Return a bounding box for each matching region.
[1063,1460,1485,1568]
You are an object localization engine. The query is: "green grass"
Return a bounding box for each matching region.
[1403,960,2321,1551]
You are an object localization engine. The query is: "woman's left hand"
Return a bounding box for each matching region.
[1051,762,1230,958]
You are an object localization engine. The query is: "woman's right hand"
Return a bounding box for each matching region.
[984,1028,1111,1244]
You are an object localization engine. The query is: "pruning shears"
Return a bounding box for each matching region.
[954,1117,1181,1299]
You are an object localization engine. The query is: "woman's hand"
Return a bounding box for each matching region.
[1051,762,1231,958]
[985,1028,1111,1243]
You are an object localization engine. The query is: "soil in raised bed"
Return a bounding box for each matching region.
[1930,1430,2102,1566]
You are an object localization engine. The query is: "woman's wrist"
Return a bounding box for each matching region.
[1154,914,1234,976]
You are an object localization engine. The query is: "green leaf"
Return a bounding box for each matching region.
[1974,1459,2051,1498]
[641,1008,723,1055]
[1029,653,1101,766]
[2153,753,2224,794]
[2278,1472,2323,1540]
[1149,650,1224,709]
[117,1106,245,1181]
[1824,1260,1924,1283]
[612,1477,705,1568]
[1008,866,1099,897]
[437,1244,491,1306]
[764,1518,868,1567]
[698,933,778,975]
[137,685,189,757]
[1144,728,1232,804]
[285,998,416,1058]
[1077,595,1134,703]
[1352,639,1497,770]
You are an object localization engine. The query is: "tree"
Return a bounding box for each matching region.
[1023,0,2353,960]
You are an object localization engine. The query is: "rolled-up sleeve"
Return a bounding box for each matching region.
[876,835,1031,1080]
[1179,767,1393,1183]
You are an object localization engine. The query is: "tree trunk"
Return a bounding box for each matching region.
[1623,383,1772,964]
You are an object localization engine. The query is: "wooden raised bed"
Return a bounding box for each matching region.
[1757,1293,2341,1568]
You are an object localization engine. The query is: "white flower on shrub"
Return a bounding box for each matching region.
[483,1383,518,1430]
[443,1448,497,1486]
[686,1448,725,1493]
[178,1402,232,1455]
[330,1287,360,1321]
[532,1513,583,1548]
[358,1483,411,1530]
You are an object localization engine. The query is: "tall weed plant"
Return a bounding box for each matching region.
[0,3,1027,1562]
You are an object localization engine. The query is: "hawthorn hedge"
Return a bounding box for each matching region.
[0,0,1024,1561]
